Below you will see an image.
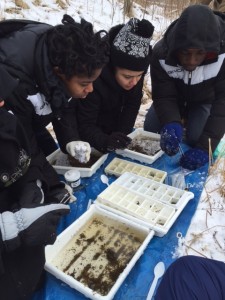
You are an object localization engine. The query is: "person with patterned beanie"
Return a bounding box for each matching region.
[77,18,154,153]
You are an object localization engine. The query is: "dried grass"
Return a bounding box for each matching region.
[55,0,68,10]
[131,0,189,19]
[5,7,22,15]
[177,150,225,259]
[32,0,42,6]
[15,0,30,9]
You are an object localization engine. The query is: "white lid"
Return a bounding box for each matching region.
[64,169,80,181]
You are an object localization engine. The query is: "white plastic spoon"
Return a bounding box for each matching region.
[146,261,165,300]
[100,174,109,186]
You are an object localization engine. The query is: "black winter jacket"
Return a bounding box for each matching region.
[150,5,225,151]
[77,65,144,152]
[0,108,45,300]
[0,23,79,155]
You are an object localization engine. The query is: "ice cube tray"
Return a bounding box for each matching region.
[46,148,108,178]
[104,157,167,183]
[97,172,194,236]
[116,129,164,164]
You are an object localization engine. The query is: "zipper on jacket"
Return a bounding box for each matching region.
[184,71,192,118]
[185,71,192,105]
[188,71,192,85]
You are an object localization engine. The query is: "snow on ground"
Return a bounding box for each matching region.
[174,155,225,262]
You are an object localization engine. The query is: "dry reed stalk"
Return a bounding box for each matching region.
[183,155,225,257]
[123,0,134,17]
[55,0,67,9]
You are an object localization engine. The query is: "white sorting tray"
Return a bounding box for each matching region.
[97,172,194,237]
[45,204,154,300]
[104,157,167,183]
[116,129,163,164]
[47,148,108,178]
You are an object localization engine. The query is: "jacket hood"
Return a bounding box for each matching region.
[164,5,224,65]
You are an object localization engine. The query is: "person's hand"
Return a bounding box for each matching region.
[46,182,76,204]
[107,132,132,151]
[19,180,44,207]
[160,122,183,156]
[0,203,70,251]
[180,148,209,170]
[66,141,91,163]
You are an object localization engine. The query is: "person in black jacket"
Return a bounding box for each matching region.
[0,15,109,193]
[0,94,70,300]
[77,18,154,153]
[144,5,225,170]
[155,256,225,299]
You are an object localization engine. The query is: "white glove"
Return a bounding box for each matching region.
[66,141,91,163]
[0,203,70,250]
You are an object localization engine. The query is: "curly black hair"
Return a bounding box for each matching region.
[47,14,110,78]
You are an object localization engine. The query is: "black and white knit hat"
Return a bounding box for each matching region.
[110,18,154,71]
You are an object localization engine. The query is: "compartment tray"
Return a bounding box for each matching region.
[97,172,194,236]
[104,157,167,183]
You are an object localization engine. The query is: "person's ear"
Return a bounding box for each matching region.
[0,99,5,107]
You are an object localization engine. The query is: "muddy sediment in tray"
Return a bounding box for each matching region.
[51,214,145,296]
[68,153,101,168]
[127,135,161,156]
[52,151,103,168]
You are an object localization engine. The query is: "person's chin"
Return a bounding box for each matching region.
[75,94,88,99]
[184,66,197,72]
[124,86,133,91]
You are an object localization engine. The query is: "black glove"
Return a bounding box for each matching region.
[107,132,132,151]
[19,180,44,207]
[0,203,70,251]
[46,182,76,204]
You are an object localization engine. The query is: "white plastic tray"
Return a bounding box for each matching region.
[97,172,194,237]
[45,204,154,300]
[116,129,164,164]
[47,148,108,178]
[104,157,167,183]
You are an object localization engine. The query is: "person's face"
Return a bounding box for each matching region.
[56,68,102,99]
[0,100,4,107]
[177,49,207,72]
[114,68,144,90]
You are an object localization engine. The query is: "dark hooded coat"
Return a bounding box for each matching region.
[0,108,45,300]
[0,21,79,186]
[150,5,225,151]
[77,64,144,152]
